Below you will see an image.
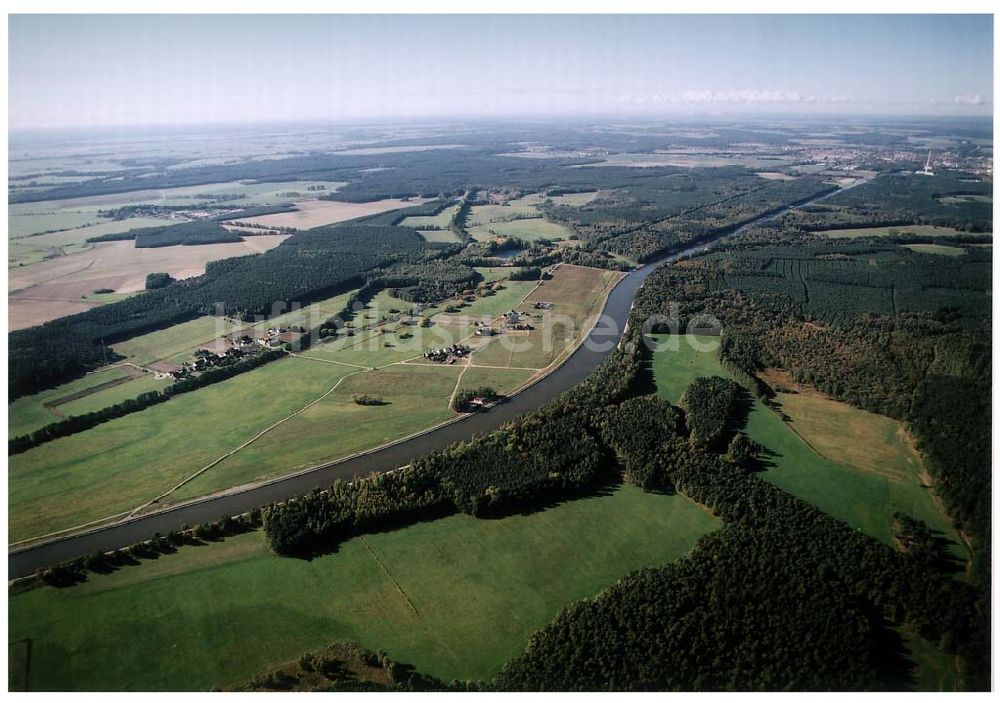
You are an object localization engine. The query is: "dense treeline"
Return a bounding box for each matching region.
[9,349,286,454]
[783,170,992,233]
[9,225,430,398]
[594,395,682,489]
[547,173,835,263]
[451,386,499,412]
[133,221,244,247]
[679,376,744,448]
[144,272,174,290]
[634,229,991,588]
[263,412,609,555]
[375,260,479,303]
[493,379,986,690]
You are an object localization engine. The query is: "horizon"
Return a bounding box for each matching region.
[9,14,994,129]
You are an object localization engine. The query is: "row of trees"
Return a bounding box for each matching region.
[10,349,286,454]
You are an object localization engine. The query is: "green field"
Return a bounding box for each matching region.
[815,225,978,239]
[9,357,356,543]
[466,195,543,227]
[546,191,598,206]
[9,485,719,691]
[901,243,967,257]
[9,216,170,267]
[648,334,964,556]
[170,364,461,501]
[54,374,172,418]
[9,367,135,437]
[399,204,458,229]
[469,219,575,242]
[417,229,463,243]
[474,266,524,283]
[466,194,576,241]
[110,316,233,366]
[457,366,537,396]
[248,289,358,332]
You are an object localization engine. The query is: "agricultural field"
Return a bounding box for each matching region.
[9,263,622,543]
[398,203,459,229]
[110,316,237,366]
[468,218,575,242]
[9,485,720,690]
[53,374,172,418]
[814,224,979,239]
[171,363,460,500]
[9,216,170,266]
[8,357,357,543]
[467,265,622,371]
[234,197,429,230]
[9,235,289,330]
[9,366,136,437]
[247,288,358,333]
[648,334,965,559]
[545,191,599,206]
[901,243,967,256]
[466,193,577,242]
[416,229,463,243]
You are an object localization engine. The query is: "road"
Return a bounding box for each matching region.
[8,183,851,579]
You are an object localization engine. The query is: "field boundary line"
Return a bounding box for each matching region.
[447,361,472,409]
[289,352,370,370]
[126,366,368,516]
[360,537,419,615]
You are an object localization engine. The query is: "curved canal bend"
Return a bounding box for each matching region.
[9,184,852,578]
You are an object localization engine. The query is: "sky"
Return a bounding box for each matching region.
[8,14,994,128]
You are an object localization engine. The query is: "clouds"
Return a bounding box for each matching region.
[616,90,852,106]
[954,93,988,106]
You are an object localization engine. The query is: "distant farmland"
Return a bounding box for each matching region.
[232,197,430,230]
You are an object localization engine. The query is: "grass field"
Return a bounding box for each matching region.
[901,243,967,257]
[9,485,719,691]
[417,229,463,243]
[9,367,135,437]
[9,217,170,267]
[468,218,575,242]
[247,289,358,332]
[170,364,460,501]
[468,265,622,371]
[456,366,537,396]
[647,335,964,558]
[466,194,576,242]
[546,191,598,206]
[237,198,427,230]
[9,357,357,543]
[815,225,978,239]
[110,316,234,365]
[54,374,172,418]
[399,204,459,229]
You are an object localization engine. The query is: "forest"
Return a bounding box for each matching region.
[631,226,991,591]
[781,170,992,233]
